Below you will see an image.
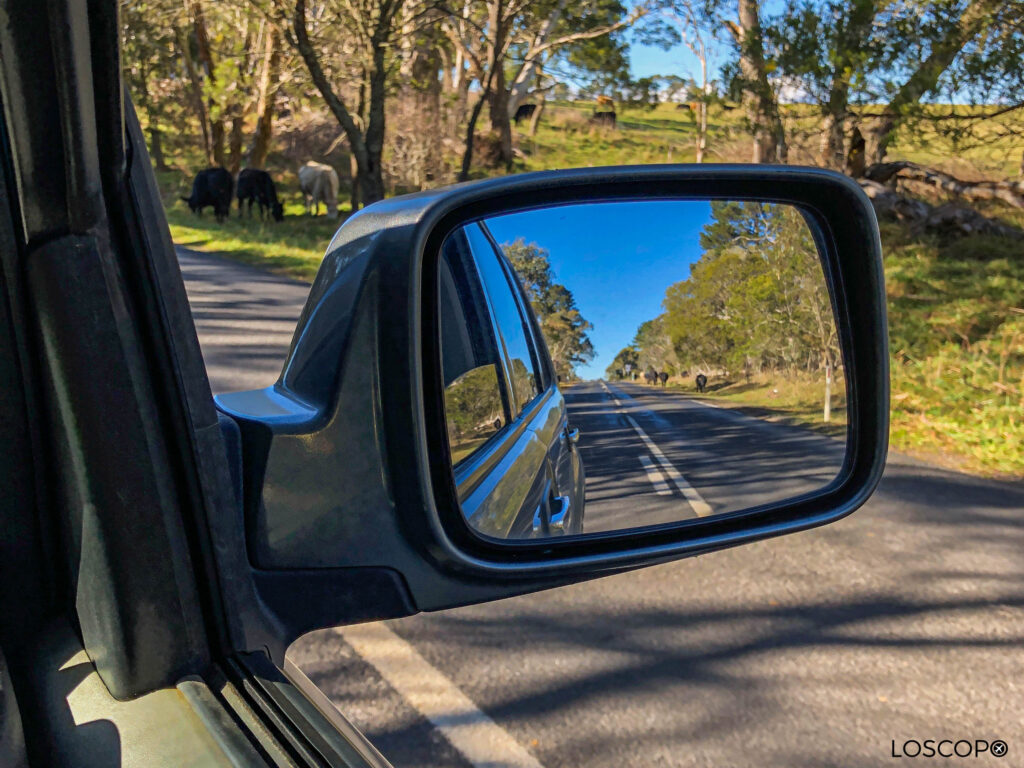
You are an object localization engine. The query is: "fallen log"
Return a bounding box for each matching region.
[864,161,1024,209]
[859,180,1024,240]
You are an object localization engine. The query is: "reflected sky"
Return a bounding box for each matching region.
[486,200,713,379]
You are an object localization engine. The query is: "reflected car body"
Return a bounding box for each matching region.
[440,223,585,538]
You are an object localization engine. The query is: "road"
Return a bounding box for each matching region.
[564,379,845,533]
[180,245,1024,768]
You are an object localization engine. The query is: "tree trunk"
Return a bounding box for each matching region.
[361,44,388,204]
[865,160,1024,207]
[459,92,488,181]
[459,0,505,180]
[189,0,225,166]
[732,0,786,163]
[292,0,375,203]
[528,91,546,137]
[177,26,212,164]
[506,0,567,118]
[210,121,226,167]
[696,52,708,163]
[400,13,442,188]
[866,0,997,164]
[489,63,513,169]
[149,125,167,171]
[248,29,280,169]
[820,112,845,170]
[228,115,244,174]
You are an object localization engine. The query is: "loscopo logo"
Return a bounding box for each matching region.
[890,740,1007,759]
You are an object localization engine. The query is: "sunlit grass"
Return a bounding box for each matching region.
[648,371,848,439]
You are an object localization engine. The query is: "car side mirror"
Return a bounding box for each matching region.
[215,166,887,662]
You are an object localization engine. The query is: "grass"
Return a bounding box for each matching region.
[641,372,848,439]
[157,103,1024,478]
[161,171,344,282]
[883,223,1023,478]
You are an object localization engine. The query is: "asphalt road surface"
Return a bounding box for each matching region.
[180,245,1024,768]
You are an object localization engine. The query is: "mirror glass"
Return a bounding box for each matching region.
[438,199,846,540]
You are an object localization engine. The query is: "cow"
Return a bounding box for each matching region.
[181,167,232,222]
[658,371,669,386]
[644,367,657,385]
[513,103,537,125]
[236,169,284,221]
[590,111,616,129]
[298,161,339,219]
[695,373,708,393]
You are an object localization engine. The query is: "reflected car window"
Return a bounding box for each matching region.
[440,230,508,466]
[465,223,540,417]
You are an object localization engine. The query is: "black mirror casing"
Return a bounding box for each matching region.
[215,166,888,659]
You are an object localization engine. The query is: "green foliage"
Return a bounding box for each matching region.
[661,201,838,377]
[606,345,640,379]
[501,239,595,380]
[884,222,1023,476]
[444,364,506,463]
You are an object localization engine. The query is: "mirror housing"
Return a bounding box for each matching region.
[215,165,888,658]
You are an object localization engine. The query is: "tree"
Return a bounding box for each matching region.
[273,0,411,205]
[662,201,839,420]
[726,0,787,163]
[444,0,641,175]
[863,0,1009,164]
[770,0,877,170]
[606,346,640,379]
[633,316,679,374]
[502,239,595,379]
[658,0,716,162]
[121,0,185,170]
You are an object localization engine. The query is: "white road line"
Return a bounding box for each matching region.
[638,454,672,496]
[600,381,713,517]
[340,623,546,768]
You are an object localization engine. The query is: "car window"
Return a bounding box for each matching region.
[440,230,509,466]
[465,223,541,417]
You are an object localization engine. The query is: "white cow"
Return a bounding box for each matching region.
[298,161,339,219]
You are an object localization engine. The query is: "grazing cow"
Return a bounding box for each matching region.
[298,161,339,219]
[236,169,284,221]
[513,103,537,125]
[695,373,708,393]
[644,367,657,385]
[658,371,669,386]
[181,167,232,222]
[675,102,692,111]
[590,111,616,129]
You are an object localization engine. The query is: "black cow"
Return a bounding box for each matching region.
[658,371,669,386]
[644,367,657,385]
[182,168,232,222]
[590,111,616,129]
[513,103,537,125]
[695,374,708,393]
[237,168,284,221]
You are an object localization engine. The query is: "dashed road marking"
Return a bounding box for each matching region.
[341,623,546,768]
[638,454,672,496]
[600,381,713,517]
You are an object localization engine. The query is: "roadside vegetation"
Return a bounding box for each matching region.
[129,0,1024,478]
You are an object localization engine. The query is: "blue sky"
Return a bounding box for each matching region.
[486,200,713,379]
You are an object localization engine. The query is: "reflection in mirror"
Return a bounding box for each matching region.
[438,200,845,541]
